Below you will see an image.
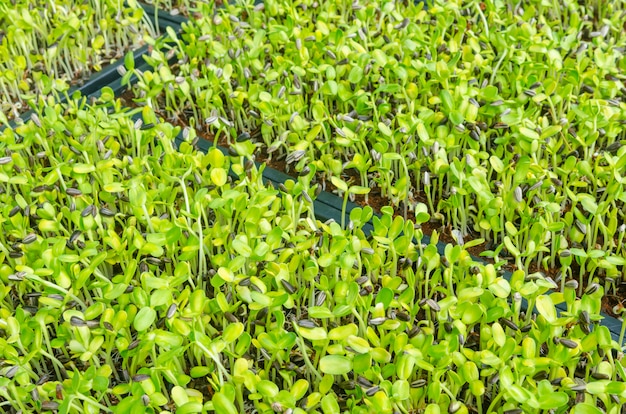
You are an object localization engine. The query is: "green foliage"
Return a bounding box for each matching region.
[1,0,626,412]
[129,0,626,292]
[0,0,158,121]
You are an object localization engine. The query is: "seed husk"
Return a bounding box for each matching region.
[368,317,386,326]
[558,338,578,349]
[69,230,82,244]
[8,205,21,217]
[166,304,177,319]
[301,191,312,204]
[70,316,88,327]
[528,180,543,192]
[425,299,440,312]
[591,371,609,380]
[359,286,373,296]
[357,376,373,388]
[281,279,296,294]
[81,205,94,217]
[42,401,59,411]
[100,207,115,217]
[500,318,519,331]
[286,150,306,164]
[449,401,462,413]
[237,131,250,142]
[0,156,12,165]
[22,233,37,244]
[224,312,239,323]
[248,110,260,119]
[315,291,326,306]
[9,271,26,281]
[411,379,427,388]
[85,319,100,328]
[297,319,317,328]
[4,365,19,379]
[585,283,599,295]
[365,386,380,396]
[132,374,150,382]
[579,310,590,325]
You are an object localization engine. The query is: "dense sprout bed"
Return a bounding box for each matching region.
[0,0,157,122]
[127,0,626,298]
[140,0,211,18]
[0,97,624,413]
[1,0,626,413]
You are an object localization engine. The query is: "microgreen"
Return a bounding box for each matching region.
[124,0,626,288]
[0,0,161,122]
[2,0,626,412]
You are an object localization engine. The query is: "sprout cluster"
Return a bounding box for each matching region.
[0,0,157,122]
[0,97,624,413]
[0,0,626,412]
[129,0,626,295]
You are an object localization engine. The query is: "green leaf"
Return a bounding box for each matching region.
[190,367,211,378]
[211,168,227,187]
[73,163,96,174]
[346,335,370,354]
[571,403,604,414]
[503,236,520,257]
[223,323,244,343]
[217,267,234,283]
[176,401,202,414]
[298,327,327,341]
[488,279,511,298]
[348,66,364,84]
[392,380,410,401]
[309,306,335,319]
[257,380,279,398]
[491,322,506,347]
[330,176,348,192]
[537,392,569,410]
[320,355,352,375]
[231,235,251,257]
[349,185,370,195]
[519,126,539,140]
[378,122,392,137]
[124,51,135,71]
[321,394,340,414]
[535,295,556,324]
[507,384,532,404]
[134,307,156,332]
[328,324,358,340]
